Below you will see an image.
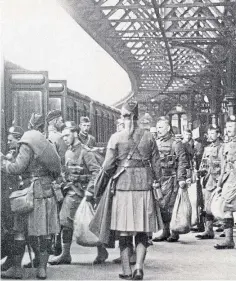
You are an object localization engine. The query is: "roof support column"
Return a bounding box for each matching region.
[225,48,236,115]
[210,73,222,126]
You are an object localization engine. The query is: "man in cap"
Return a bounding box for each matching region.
[45,110,68,258]
[46,110,67,166]
[28,113,45,133]
[78,116,96,148]
[214,115,236,249]
[153,116,188,243]
[182,129,195,183]
[1,113,61,279]
[1,126,24,272]
[195,125,223,240]
[49,121,108,265]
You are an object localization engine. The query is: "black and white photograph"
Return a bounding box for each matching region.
[1,0,236,280]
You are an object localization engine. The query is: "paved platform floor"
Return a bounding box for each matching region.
[3,229,235,280]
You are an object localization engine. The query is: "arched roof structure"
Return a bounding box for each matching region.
[58,0,236,112]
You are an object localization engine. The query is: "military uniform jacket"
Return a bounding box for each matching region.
[48,129,67,166]
[200,139,222,191]
[102,128,162,191]
[156,133,188,181]
[218,137,236,186]
[78,132,96,148]
[65,142,100,195]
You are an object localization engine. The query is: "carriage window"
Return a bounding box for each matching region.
[13,91,43,130]
[49,97,62,111]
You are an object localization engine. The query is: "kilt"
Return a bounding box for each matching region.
[14,177,60,236]
[60,190,83,229]
[110,190,163,233]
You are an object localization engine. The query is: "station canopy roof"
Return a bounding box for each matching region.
[58,0,236,107]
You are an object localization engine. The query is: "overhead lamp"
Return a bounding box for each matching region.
[176,104,183,112]
[203,95,209,103]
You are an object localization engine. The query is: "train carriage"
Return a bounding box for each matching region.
[2,61,120,148]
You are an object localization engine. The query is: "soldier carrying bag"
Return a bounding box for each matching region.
[9,180,35,214]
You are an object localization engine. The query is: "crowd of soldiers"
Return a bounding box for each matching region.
[1,101,236,280]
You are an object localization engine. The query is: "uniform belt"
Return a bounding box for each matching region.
[161,168,176,176]
[117,159,150,168]
[21,175,52,185]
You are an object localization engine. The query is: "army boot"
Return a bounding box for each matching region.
[167,231,179,242]
[93,245,108,264]
[1,241,25,279]
[48,243,72,265]
[152,223,170,242]
[36,251,49,280]
[196,216,214,239]
[214,218,235,249]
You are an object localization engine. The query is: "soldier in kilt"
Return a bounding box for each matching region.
[1,114,61,279]
[93,101,163,280]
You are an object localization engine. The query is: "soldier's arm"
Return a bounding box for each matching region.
[175,141,188,181]
[57,137,67,166]
[83,150,101,194]
[1,144,32,175]
[217,145,225,187]
[150,137,162,184]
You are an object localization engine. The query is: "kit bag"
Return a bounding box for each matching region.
[170,188,192,234]
[9,182,34,214]
[74,197,99,247]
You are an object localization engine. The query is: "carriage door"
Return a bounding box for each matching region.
[5,69,49,131]
[49,80,67,121]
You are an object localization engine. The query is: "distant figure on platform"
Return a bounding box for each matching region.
[182,129,195,183]
[78,116,96,148]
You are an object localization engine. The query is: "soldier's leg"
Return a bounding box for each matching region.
[118,235,133,279]
[49,192,81,265]
[133,233,149,280]
[93,245,108,265]
[214,213,235,249]
[36,236,51,280]
[152,209,171,242]
[196,214,215,239]
[1,232,26,280]
[48,227,73,265]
